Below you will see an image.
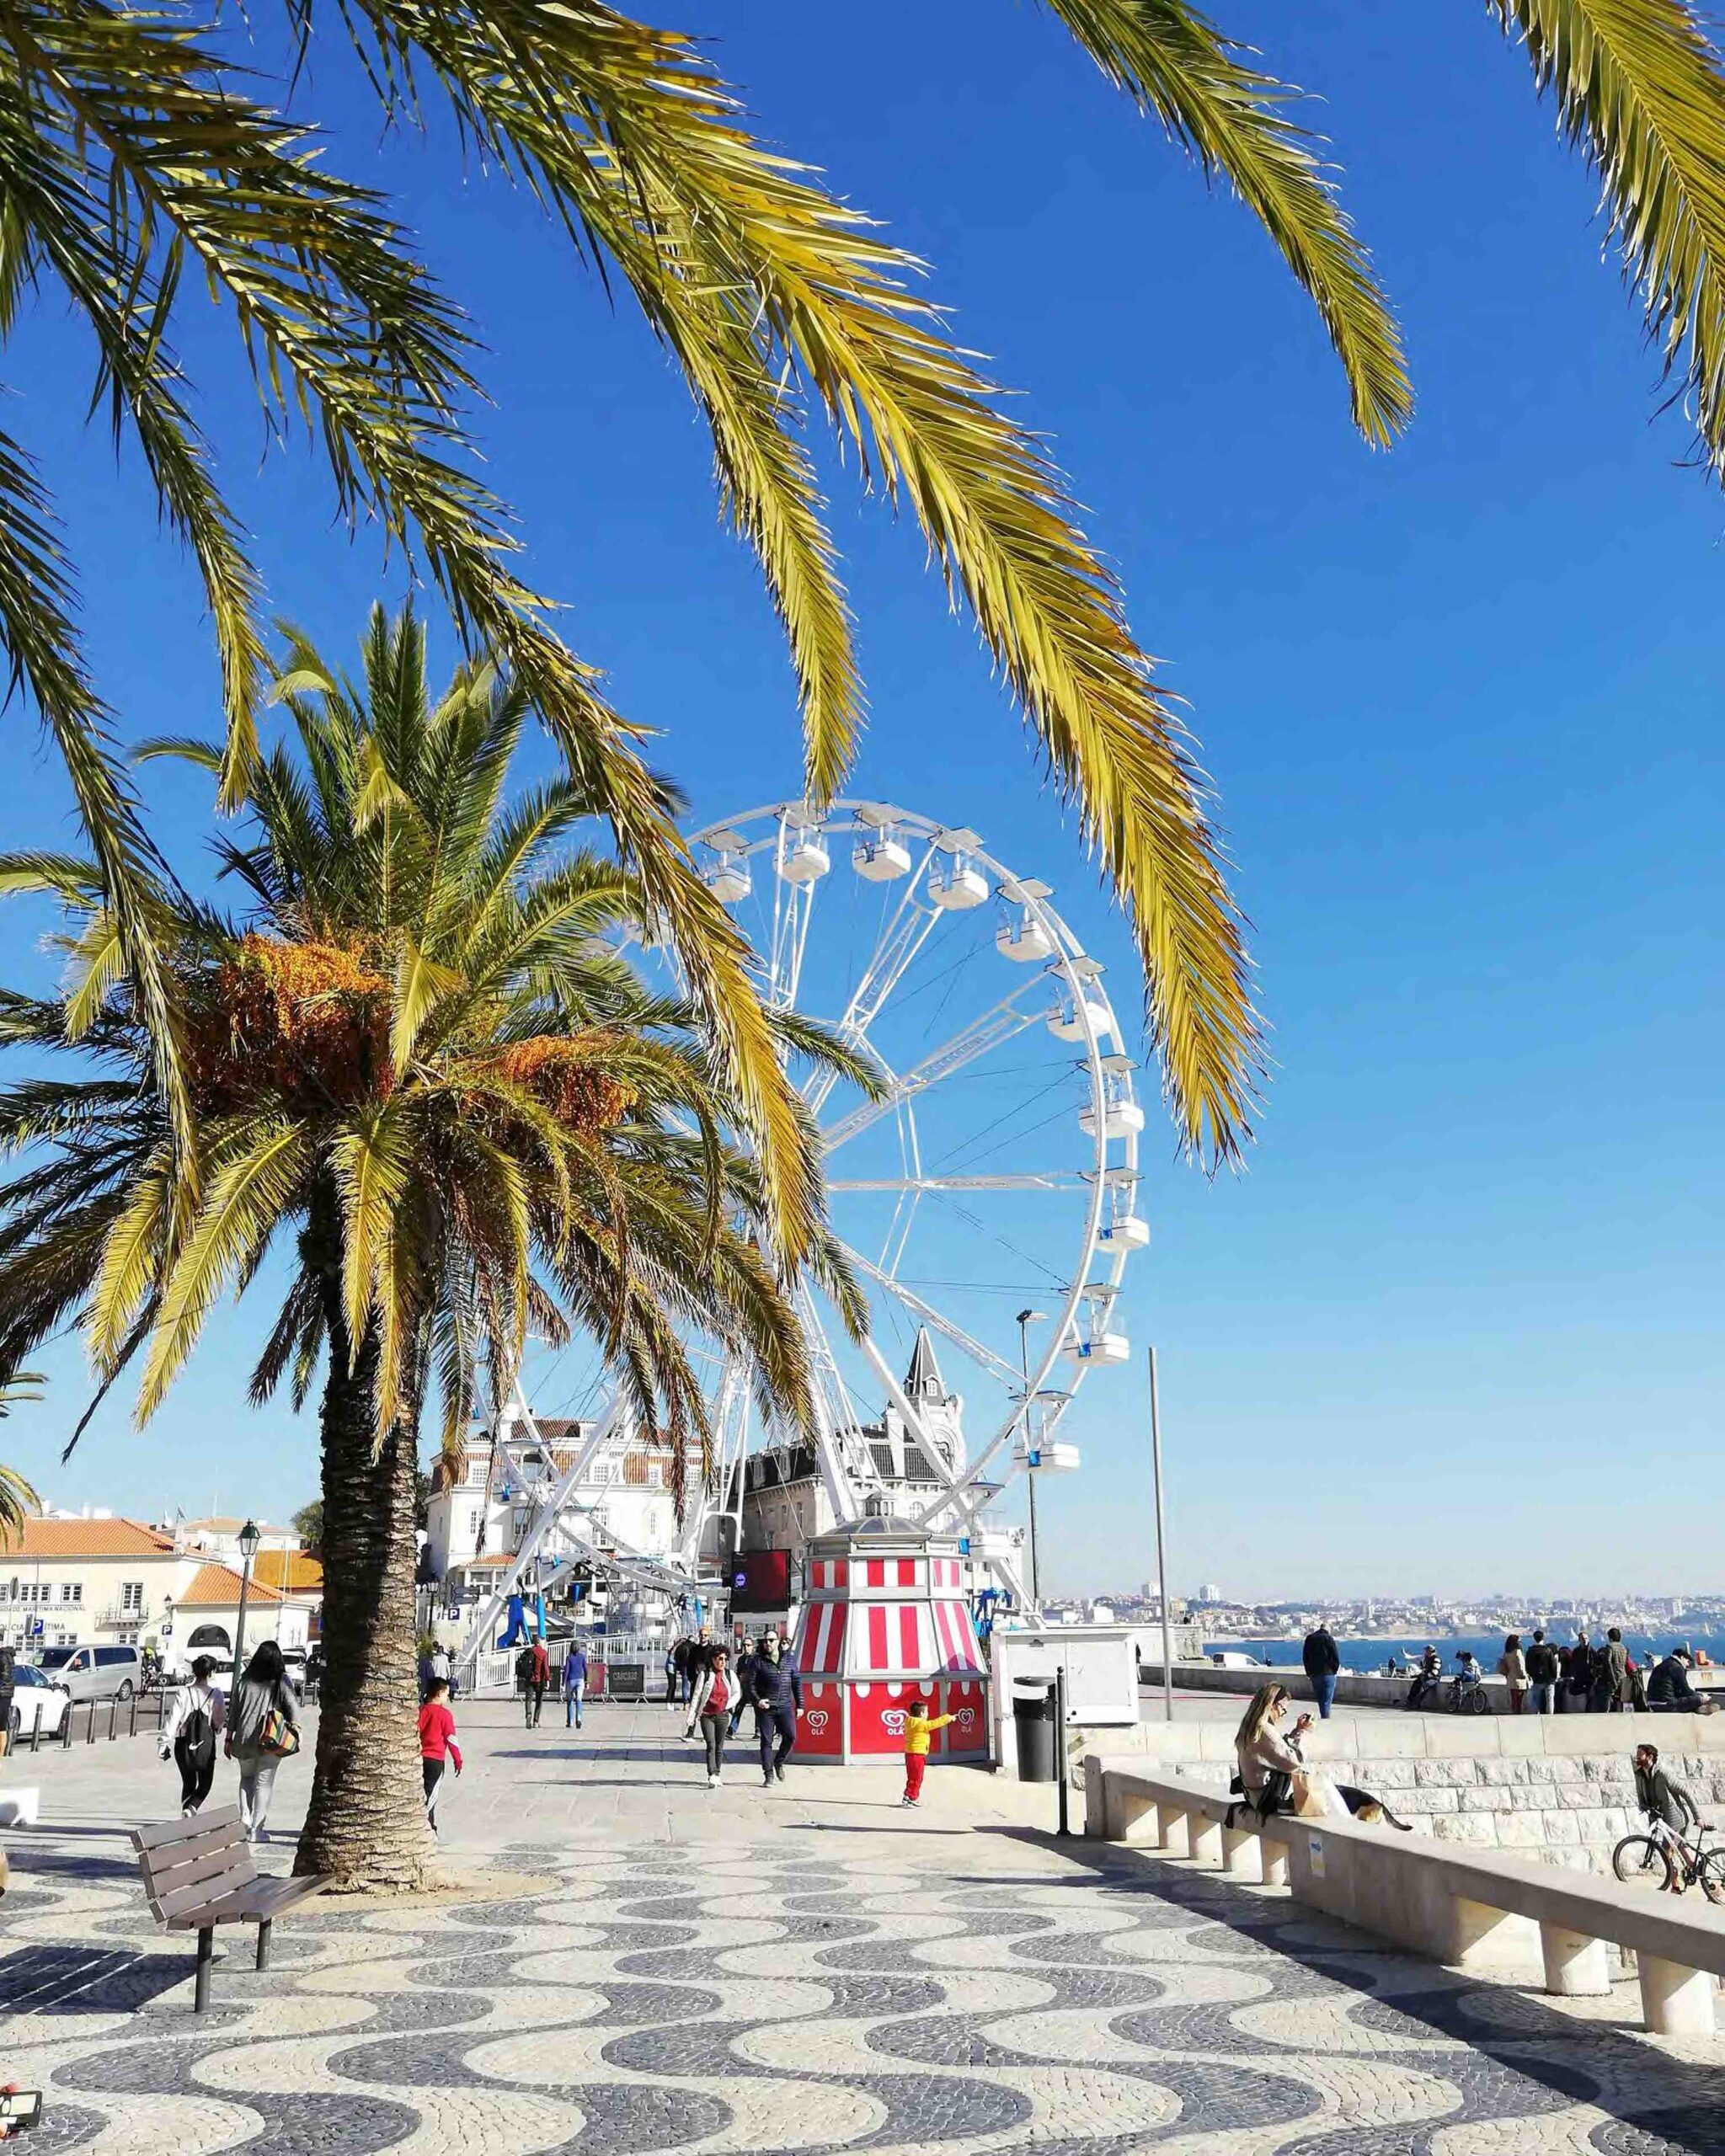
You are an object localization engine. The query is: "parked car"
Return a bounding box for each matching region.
[8,1662,72,1742]
[34,1643,144,1704]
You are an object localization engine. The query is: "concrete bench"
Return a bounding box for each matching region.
[1087,1757,1725,2036]
[128,1806,327,2012]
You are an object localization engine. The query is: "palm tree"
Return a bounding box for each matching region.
[0,606,868,1887]
[13,4,1724,1192]
[0,1374,43,1540]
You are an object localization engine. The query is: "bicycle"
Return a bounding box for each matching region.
[1445,1666,1490,1716]
[1612,1815,1725,1901]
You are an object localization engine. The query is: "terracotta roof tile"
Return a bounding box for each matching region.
[176,1561,289,1609]
[252,1551,323,1594]
[0,1518,176,1561]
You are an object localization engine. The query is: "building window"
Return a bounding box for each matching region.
[60,1582,80,1604]
[646,1461,665,1489]
[120,1581,143,1614]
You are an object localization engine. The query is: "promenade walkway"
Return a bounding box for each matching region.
[3,1700,1723,2154]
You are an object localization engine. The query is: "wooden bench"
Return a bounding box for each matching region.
[127,1806,327,2012]
[1087,1757,1725,2036]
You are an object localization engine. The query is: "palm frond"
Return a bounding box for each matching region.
[136,1119,311,1422]
[0,1454,40,1539]
[329,0,1258,1164]
[0,420,191,1154]
[1490,0,1725,476]
[1036,0,1410,446]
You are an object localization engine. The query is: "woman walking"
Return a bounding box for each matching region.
[226,1641,301,1843]
[159,1654,225,1816]
[686,1644,736,1788]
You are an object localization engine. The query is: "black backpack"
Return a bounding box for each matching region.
[180,1700,215,1760]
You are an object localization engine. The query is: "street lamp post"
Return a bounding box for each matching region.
[232,1518,261,1677]
[1017,1309,1047,1613]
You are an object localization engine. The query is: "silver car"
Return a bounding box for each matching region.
[34,1642,144,1704]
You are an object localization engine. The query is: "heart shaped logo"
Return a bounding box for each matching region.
[806,1710,829,1734]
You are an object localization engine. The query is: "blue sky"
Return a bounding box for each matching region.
[1,3,1721,1598]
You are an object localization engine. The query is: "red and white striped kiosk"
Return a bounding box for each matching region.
[791,1519,991,1765]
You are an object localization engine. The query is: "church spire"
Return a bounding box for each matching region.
[904,1326,947,1403]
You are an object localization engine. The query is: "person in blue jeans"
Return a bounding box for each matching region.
[750,1636,802,1786]
[1301,1623,1341,1720]
[563,1644,588,1729]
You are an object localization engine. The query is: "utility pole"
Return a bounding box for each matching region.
[1017,1308,1046,1612]
[1150,1348,1174,1724]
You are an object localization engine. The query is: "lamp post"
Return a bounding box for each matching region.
[232,1518,261,1677]
[1017,1309,1047,1612]
[1149,1348,1174,1725]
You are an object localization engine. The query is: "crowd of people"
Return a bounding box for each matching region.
[151,1619,956,1842]
[665,1630,804,1789]
[1405,1630,1716,1715]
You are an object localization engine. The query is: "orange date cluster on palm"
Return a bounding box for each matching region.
[185,935,391,1113]
[491,1037,635,1134]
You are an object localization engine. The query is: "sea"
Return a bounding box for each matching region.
[1211,1630,1725,1674]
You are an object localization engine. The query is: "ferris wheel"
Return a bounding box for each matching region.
[668,800,1149,1614]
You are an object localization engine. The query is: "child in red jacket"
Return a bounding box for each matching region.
[419,1678,462,1833]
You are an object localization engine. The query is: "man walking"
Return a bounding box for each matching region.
[751,1636,802,1786]
[1525,1630,1560,1715]
[1301,1622,1341,1721]
[730,1636,759,1737]
[519,1636,550,1728]
[563,1642,588,1730]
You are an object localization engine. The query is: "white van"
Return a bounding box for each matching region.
[35,1642,144,1704]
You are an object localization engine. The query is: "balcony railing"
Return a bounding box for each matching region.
[97,1603,147,1627]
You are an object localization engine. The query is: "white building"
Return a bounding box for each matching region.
[179,1517,301,1559]
[0,1518,322,1657]
[735,1330,1017,1596]
[425,1411,682,1604]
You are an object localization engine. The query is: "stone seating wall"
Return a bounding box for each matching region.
[1081,1710,1725,1874]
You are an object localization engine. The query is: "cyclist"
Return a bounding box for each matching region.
[1632,1742,1699,1892]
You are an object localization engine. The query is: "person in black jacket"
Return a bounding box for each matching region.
[751,1636,803,1785]
[1559,1632,1592,1714]
[1301,1625,1341,1720]
[1648,1646,1711,1715]
[1525,1630,1560,1715]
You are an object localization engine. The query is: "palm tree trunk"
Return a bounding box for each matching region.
[292,1317,434,1890]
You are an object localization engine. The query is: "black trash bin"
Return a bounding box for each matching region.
[1012,1677,1058,1782]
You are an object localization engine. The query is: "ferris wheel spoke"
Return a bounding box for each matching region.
[827,1172,1086,1193]
[820,983,1046,1153]
[802,861,942,1117]
[833,1237,1023,1388]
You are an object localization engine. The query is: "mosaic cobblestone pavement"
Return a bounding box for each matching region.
[5,1829,1725,2155]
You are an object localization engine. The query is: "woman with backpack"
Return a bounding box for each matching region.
[159,1654,225,1816]
[226,1641,301,1843]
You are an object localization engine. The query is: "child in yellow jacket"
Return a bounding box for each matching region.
[901,1697,957,1806]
